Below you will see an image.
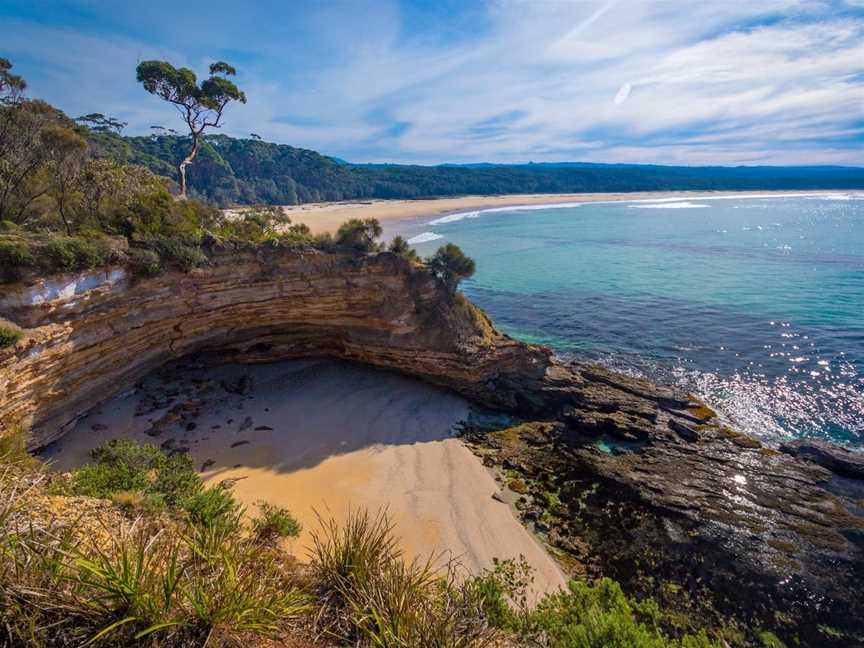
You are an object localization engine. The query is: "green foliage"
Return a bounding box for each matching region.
[309,510,494,647]
[335,217,383,252]
[0,325,22,348]
[469,557,534,631]
[529,578,718,648]
[252,501,302,542]
[0,233,117,282]
[182,486,241,528]
[211,204,297,242]
[0,57,27,104]
[52,439,202,510]
[135,235,208,272]
[126,247,161,276]
[387,235,418,261]
[136,59,246,197]
[1,486,308,646]
[427,243,476,292]
[89,131,864,208]
[0,425,42,473]
[758,630,787,647]
[42,235,113,271]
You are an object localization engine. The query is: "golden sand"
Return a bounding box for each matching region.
[44,359,566,599]
[279,190,841,234]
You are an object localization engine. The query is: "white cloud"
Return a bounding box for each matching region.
[5,0,863,165]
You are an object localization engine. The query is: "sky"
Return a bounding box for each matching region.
[2,0,863,166]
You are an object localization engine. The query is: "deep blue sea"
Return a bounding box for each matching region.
[391,193,864,447]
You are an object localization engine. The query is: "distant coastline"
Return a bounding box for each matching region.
[280,189,859,234]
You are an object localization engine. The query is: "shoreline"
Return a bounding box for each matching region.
[42,359,567,601]
[280,189,857,234]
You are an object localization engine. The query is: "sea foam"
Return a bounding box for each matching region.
[629,201,709,209]
[407,231,444,244]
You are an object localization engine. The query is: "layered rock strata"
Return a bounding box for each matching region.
[1,246,862,646]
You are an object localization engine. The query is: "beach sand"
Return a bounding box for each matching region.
[42,359,567,600]
[279,190,843,234]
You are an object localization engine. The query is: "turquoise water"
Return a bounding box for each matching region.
[394,193,864,447]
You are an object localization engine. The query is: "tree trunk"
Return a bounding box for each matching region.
[177,134,200,199]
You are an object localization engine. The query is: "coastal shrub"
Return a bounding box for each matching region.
[310,509,495,647]
[387,235,418,261]
[0,425,42,474]
[0,490,309,646]
[0,233,117,282]
[0,237,32,282]
[126,247,161,276]
[310,508,399,596]
[136,234,208,272]
[335,217,383,252]
[0,325,22,348]
[253,501,302,543]
[41,235,113,272]
[470,556,534,631]
[427,243,476,292]
[182,485,241,527]
[529,578,718,648]
[51,439,202,510]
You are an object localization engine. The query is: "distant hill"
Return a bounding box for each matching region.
[90,131,864,207]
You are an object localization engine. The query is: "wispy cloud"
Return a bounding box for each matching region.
[2,0,862,165]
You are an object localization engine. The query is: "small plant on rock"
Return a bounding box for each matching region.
[0,325,22,348]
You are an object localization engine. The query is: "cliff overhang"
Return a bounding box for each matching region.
[1,246,862,645]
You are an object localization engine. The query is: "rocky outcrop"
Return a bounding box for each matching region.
[0,246,548,446]
[1,246,862,646]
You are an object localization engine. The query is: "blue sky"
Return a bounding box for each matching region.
[2,0,863,165]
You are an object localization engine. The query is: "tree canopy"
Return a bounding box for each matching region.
[0,57,26,105]
[427,243,476,292]
[136,60,246,198]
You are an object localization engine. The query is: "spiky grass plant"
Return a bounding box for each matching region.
[309,509,496,648]
[0,467,310,647]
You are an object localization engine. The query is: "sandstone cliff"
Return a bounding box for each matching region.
[0,245,548,446]
[1,246,862,646]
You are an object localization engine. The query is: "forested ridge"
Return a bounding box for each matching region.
[93,130,864,207]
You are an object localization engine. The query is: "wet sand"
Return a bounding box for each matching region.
[277,190,843,234]
[42,359,566,599]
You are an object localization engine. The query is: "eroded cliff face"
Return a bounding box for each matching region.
[0,246,550,446]
[1,247,862,646]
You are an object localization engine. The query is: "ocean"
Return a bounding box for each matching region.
[393,193,864,447]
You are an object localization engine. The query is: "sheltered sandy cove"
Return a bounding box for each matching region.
[43,359,567,599]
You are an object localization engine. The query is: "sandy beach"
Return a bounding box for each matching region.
[280,190,846,234]
[42,359,566,600]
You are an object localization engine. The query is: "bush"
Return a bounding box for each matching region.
[253,501,301,543]
[427,243,476,292]
[0,233,117,282]
[309,510,494,647]
[41,236,113,272]
[183,486,241,527]
[0,486,309,647]
[52,439,202,510]
[0,325,22,348]
[335,217,382,252]
[529,578,718,648]
[126,247,161,276]
[387,235,418,261]
[137,234,207,272]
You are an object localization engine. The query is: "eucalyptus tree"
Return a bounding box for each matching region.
[136,60,246,198]
[75,113,127,133]
[0,57,26,105]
